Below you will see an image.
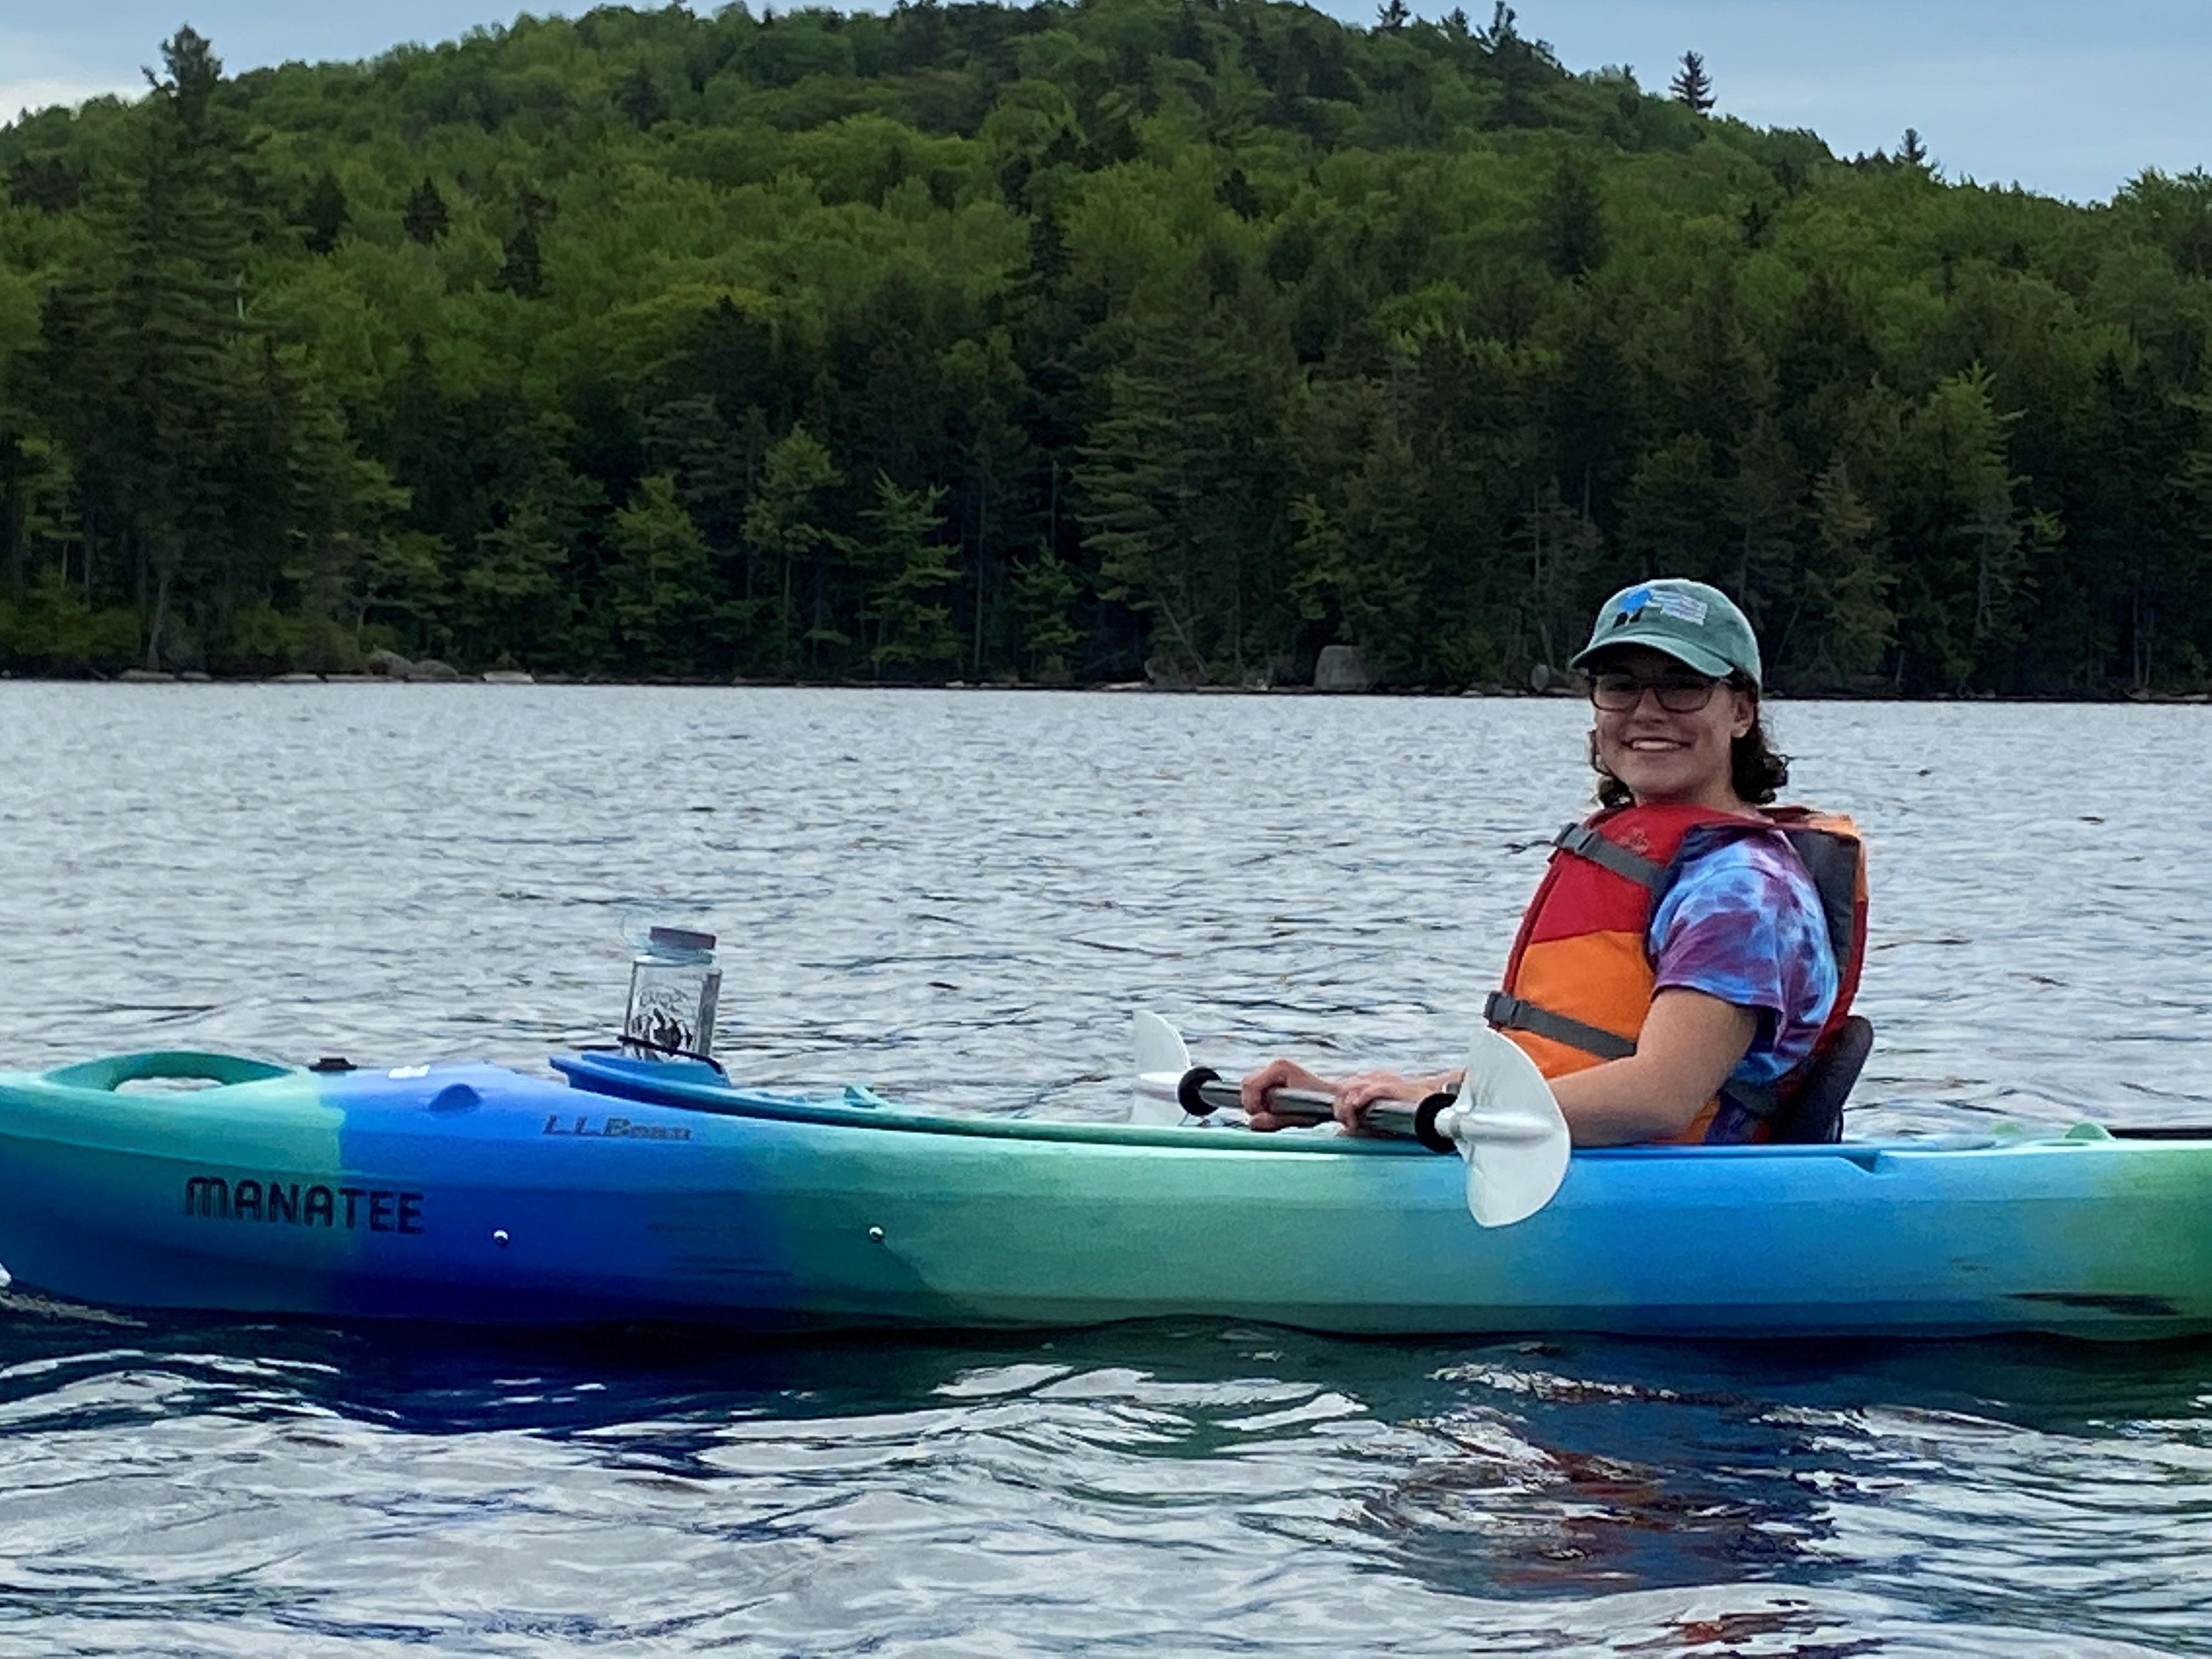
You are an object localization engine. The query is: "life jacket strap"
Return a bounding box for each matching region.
[1553,822,1665,889]
[1485,991,1638,1061]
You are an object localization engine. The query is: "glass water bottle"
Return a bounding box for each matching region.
[622,926,721,1060]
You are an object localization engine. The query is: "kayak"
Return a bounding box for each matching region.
[1,1047,2209,1340]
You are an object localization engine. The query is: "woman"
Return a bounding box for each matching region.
[1242,578,1864,1147]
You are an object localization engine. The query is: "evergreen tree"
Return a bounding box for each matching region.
[617,64,669,129]
[1895,368,2030,687]
[400,177,450,246]
[856,473,961,674]
[461,464,596,664]
[1476,4,1554,128]
[297,168,349,255]
[1899,127,1928,168]
[45,26,264,670]
[1012,543,1080,681]
[1669,50,1714,113]
[1519,480,1600,675]
[1079,314,1280,683]
[1806,455,1892,681]
[607,473,714,672]
[7,156,84,213]
[1336,422,1434,679]
[1536,151,1606,280]
[740,426,839,674]
[493,224,544,299]
[493,189,555,299]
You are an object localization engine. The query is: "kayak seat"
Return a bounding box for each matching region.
[1770,1015,1874,1143]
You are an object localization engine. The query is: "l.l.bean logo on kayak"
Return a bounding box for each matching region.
[541,1113,693,1143]
[183,1176,424,1233]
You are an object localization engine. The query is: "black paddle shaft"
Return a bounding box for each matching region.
[1176,1068,1460,1154]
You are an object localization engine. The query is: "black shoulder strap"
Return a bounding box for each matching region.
[1484,991,1638,1061]
[1776,826,1864,966]
[1552,822,1664,889]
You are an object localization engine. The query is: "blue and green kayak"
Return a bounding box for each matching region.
[0,1048,2207,1340]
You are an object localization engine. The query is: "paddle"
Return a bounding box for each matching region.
[1132,1012,1571,1227]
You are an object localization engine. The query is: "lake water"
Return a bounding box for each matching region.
[1,683,2209,1655]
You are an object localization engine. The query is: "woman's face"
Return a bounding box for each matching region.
[1588,646,1758,811]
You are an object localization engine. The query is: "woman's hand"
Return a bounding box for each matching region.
[1333,1070,1435,1130]
[1239,1057,1332,1131]
[1240,1063,1462,1132]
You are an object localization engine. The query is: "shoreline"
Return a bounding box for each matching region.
[1,668,2207,704]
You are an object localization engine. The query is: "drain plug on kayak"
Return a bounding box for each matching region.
[493,1229,510,1248]
[868,1226,884,1243]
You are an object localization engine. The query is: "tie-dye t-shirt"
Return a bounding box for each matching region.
[1648,834,1838,1089]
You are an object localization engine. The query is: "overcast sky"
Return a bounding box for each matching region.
[4,1,2207,202]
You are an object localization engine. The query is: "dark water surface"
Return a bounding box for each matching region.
[2,684,2209,1655]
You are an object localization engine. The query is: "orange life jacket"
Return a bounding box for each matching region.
[1484,803,1868,1144]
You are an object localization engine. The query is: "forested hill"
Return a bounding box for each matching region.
[2,6,2209,692]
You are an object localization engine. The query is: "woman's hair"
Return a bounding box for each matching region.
[1591,676,1791,809]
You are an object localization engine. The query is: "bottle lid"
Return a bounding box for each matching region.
[647,924,717,956]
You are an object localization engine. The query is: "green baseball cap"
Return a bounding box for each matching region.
[1569,579,1762,686]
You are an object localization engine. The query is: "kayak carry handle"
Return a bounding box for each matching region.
[42,1052,294,1092]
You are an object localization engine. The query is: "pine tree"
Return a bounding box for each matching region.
[605,475,712,672]
[297,168,349,255]
[461,465,595,664]
[740,425,838,673]
[48,26,265,670]
[1376,0,1412,32]
[856,473,961,675]
[1012,543,1080,682]
[618,64,668,130]
[1669,50,1714,113]
[1896,368,2029,686]
[493,224,544,298]
[493,188,556,298]
[400,177,450,246]
[1536,151,1606,279]
[1078,314,1277,684]
[1477,4,1553,128]
[1807,456,1893,681]
[1520,480,1600,676]
[1899,127,1928,168]
[1338,422,1434,680]
[1732,412,1801,622]
[7,156,84,213]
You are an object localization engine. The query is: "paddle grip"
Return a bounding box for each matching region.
[1412,1091,1460,1155]
[1178,1068,1340,1124]
[1177,1066,1224,1116]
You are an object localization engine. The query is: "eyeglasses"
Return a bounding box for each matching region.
[1588,670,1725,713]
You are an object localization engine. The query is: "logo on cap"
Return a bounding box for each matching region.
[1615,584,1709,627]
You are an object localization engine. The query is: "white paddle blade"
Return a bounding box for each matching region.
[1447,1028,1570,1227]
[1133,1010,1192,1077]
[1131,1011,1196,1124]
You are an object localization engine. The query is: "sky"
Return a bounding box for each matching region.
[3,1,2208,202]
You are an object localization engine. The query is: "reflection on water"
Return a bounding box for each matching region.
[0,1308,2203,1655]
[2,684,2210,1653]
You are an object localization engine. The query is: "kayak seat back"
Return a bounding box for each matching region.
[1770,1015,1872,1143]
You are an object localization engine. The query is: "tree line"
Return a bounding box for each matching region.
[1,2,2209,693]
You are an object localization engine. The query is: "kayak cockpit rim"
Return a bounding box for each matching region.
[547,1053,2212,1158]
